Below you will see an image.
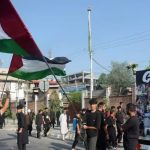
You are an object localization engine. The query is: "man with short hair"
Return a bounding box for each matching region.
[122,103,139,150]
[35,109,43,139]
[16,105,28,150]
[59,109,68,141]
[120,102,126,115]
[116,106,124,143]
[83,98,101,150]
[106,110,117,149]
[43,107,51,137]
[97,102,108,150]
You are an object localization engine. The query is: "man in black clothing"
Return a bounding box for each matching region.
[106,110,117,149]
[43,107,51,137]
[72,111,87,150]
[83,98,101,150]
[97,102,108,150]
[35,109,43,139]
[122,103,139,150]
[116,106,124,143]
[16,105,28,150]
[120,102,126,116]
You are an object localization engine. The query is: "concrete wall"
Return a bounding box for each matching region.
[85,95,132,109]
[10,95,132,121]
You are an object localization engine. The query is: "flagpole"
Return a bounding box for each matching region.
[88,8,93,99]
[42,57,77,113]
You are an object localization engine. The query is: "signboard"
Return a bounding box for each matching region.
[136,70,150,96]
[39,80,49,92]
[136,69,150,113]
[59,84,87,93]
[136,70,150,85]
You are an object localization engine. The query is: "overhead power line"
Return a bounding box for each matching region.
[92,57,111,73]
[93,29,150,50]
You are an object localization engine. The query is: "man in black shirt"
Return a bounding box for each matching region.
[96,102,108,150]
[35,109,43,139]
[116,106,124,143]
[123,103,139,150]
[83,98,101,150]
[106,110,117,149]
[43,107,51,137]
[16,105,28,150]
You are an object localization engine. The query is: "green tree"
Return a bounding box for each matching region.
[69,92,81,103]
[98,73,108,85]
[107,61,134,95]
[49,90,61,113]
[145,66,150,70]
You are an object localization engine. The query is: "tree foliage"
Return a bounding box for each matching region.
[145,66,150,70]
[69,92,81,103]
[98,73,108,85]
[49,90,61,112]
[98,61,134,95]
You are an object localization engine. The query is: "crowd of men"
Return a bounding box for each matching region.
[0,93,140,150]
[72,99,139,150]
[16,106,59,150]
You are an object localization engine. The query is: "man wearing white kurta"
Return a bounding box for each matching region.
[59,109,68,141]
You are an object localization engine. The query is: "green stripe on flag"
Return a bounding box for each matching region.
[0,39,29,56]
[9,67,66,80]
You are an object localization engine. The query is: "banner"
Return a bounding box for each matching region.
[136,69,150,113]
[59,84,87,93]
[136,69,150,85]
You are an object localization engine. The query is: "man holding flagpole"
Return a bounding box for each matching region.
[0,90,10,115]
[0,90,10,129]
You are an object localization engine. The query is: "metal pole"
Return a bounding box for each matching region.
[25,82,28,114]
[35,94,38,115]
[90,50,93,99]
[88,8,93,99]
[81,91,85,108]
[132,78,136,104]
[43,80,46,105]
[42,56,77,113]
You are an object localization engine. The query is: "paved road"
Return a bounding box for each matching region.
[0,129,124,150]
[0,129,85,150]
[0,123,124,150]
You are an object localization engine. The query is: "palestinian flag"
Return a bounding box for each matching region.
[8,55,71,80]
[0,0,42,57]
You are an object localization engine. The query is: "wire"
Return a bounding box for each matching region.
[92,57,111,73]
[95,36,150,50]
[93,29,150,50]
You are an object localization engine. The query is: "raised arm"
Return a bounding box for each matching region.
[1,91,10,115]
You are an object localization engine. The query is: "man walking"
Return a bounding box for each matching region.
[26,109,34,136]
[83,98,101,150]
[43,107,51,137]
[16,105,28,150]
[59,109,68,142]
[35,109,43,139]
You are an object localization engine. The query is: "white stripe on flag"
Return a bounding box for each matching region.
[18,58,65,73]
